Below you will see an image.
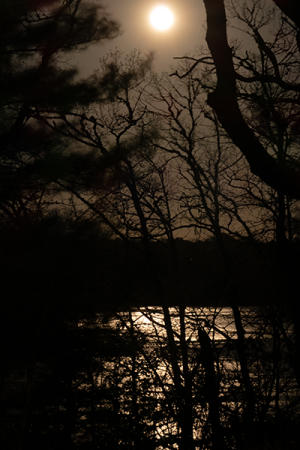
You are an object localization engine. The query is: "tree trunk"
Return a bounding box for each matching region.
[231,306,255,423]
[198,326,226,450]
[202,0,300,198]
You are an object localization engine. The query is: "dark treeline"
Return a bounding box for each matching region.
[1,1,300,449]
[1,225,299,309]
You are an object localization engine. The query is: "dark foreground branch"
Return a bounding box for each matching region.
[202,0,300,199]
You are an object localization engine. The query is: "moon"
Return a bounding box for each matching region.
[149,5,174,31]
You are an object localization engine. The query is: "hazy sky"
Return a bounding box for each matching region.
[78,1,206,76]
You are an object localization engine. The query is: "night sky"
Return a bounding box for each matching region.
[78,1,206,75]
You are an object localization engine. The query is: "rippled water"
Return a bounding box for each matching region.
[118,305,293,340]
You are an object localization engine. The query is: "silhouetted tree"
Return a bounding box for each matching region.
[201,0,300,198]
[0,2,124,448]
[153,65,259,243]
[0,0,119,229]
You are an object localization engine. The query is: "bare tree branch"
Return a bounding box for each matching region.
[202,0,300,199]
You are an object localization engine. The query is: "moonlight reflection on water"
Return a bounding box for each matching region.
[130,306,242,340]
[97,305,298,448]
[41,305,298,449]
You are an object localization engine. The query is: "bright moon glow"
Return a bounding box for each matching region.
[149,5,174,31]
